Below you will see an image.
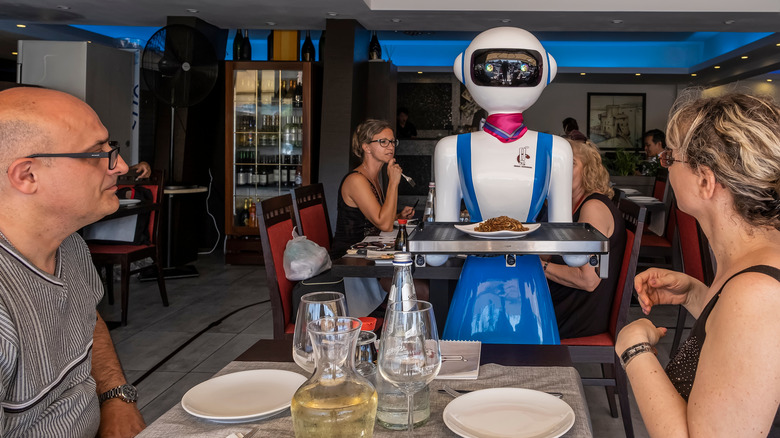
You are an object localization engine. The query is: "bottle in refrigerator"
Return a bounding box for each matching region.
[294,166,303,187]
[248,200,257,227]
[294,80,303,108]
[281,156,290,187]
[272,166,281,188]
[258,166,268,187]
[239,198,250,226]
[375,252,431,430]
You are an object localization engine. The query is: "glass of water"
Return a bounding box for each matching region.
[292,292,348,373]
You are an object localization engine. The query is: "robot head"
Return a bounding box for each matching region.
[454,27,557,114]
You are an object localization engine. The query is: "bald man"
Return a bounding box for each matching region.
[0,88,145,437]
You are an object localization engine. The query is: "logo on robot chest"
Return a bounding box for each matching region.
[514,146,533,169]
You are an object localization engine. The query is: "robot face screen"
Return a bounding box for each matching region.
[470,49,543,87]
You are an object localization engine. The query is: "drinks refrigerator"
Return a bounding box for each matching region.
[224,61,321,238]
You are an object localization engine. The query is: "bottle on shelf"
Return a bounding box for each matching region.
[251,166,259,185]
[375,252,431,430]
[240,29,252,60]
[293,80,303,108]
[368,31,382,60]
[248,199,257,227]
[394,219,409,252]
[272,164,280,188]
[294,166,303,187]
[239,198,250,226]
[233,29,243,60]
[236,161,248,186]
[423,182,436,222]
[301,30,316,62]
[258,165,268,187]
[280,80,288,101]
[280,155,290,187]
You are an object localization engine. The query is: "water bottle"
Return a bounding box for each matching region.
[423,182,436,223]
[376,252,431,429]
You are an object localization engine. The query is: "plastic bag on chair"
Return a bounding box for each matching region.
[283,227,332,281]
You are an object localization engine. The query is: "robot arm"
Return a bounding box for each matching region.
[548,135,588,267]
[433,136,461,222]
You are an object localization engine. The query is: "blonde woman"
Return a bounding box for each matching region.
[544,134,627,338]
[617,93,780,437]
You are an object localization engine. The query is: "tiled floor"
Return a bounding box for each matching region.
[99,252,690,437]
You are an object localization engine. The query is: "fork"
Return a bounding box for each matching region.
[243,426,261,438]
[401,173,416,187]
[439,384,563,399]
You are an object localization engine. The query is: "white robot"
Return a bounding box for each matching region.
[434,27,586,344]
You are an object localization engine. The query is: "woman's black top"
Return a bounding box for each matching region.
[548,192,626,338]
[665,265,780,436]
[331,171,382,258]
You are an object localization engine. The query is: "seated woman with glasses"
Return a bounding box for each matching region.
[617,93,780,436]
[543,135,626,338]
[331,119,420,315]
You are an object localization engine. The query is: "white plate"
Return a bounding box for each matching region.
[181,369,307,423]
[454,222,541,239]
[627,196,662,203]
[118,198,141,206]
[443,388,575,438]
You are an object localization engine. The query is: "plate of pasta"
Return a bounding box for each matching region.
[454,216,541,239]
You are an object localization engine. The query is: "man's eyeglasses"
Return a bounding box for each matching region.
[659,148,686,168]
[370,138,400,148]
[26,141,121,170]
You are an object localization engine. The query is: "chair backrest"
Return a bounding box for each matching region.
[611,198,648,339]
[291,183,332,251]
[117,170,164,245]
[257,194,297,339]
[652,168,668,202]
[610,187,624,206]
[676,206,715,286]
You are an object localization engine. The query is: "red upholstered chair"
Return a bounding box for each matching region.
[561,198,647,438]
[257,194,297,339]
[88,170,168,326]
[291,183,332,251]
[669,207,715,356]
[651,167,668,202]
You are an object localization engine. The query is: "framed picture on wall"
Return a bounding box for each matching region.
[586,93,646,150]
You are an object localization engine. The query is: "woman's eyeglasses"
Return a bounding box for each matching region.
[659,148,686,168]
[26,141,121,170]
[370,138,400,148]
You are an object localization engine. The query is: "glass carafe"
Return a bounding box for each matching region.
[291,317,378,437]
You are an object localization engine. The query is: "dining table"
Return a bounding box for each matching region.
[138,338,593,438]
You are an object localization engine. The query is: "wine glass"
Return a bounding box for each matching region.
[292,291,348,373]
[378,300,441,437]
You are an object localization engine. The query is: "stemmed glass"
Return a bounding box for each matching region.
[378,300,441,437]
[292,291,348,373]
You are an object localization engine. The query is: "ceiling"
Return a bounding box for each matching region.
[1,0,780,84]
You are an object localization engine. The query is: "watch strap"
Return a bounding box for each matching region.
[98,384,137,404]
[619,342,653,369]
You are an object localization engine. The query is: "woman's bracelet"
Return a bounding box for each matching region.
[543,260,550,271]
[619,342,654,369]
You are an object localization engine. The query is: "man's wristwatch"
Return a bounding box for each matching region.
[98,384,138,404]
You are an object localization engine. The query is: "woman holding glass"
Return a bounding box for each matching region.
[616,93,780,436]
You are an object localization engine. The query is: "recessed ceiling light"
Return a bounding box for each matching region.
[635,73,641,76]
[691,73,697,77]
[724,20,736,25]
[501,19,511,23]
[327,12,338,17]
[741,55,748,59]
[16,24,26,28]
[266,21,276,26]
[87,41,91,43]
[391,18,401,23]
[767,79,773,82]
[777,43,780,47]
[580,73,586,76]
[714,65,721,69]
[418,71,423,74]
[56,5,70,10]
[612,19,623,24]
[186,8,198,13]
[11,51,17,56]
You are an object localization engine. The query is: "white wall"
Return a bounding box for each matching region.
[524,82,679,140]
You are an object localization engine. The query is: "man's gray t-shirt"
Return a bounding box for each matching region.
[0,233,102,437]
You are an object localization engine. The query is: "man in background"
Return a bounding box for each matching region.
[396,107,418,139]
[640,128,666,176]
[0,87,145,437]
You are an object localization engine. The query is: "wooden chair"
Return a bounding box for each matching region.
[669,207,715,356]
[561,198,647,438]
[257,194,297,339]
[291,183,332,251]
[651,167,668,202]
[88,170,168,326]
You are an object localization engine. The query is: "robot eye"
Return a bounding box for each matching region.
[485,64,494,73]
[470,48,543,87]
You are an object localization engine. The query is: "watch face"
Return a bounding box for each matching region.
[120,384,138,402]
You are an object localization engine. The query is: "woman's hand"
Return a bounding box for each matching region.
[386,158,403,185]
[397,206,415,219]
[129,161,151,179]
[634,268,695,315]
[616,318,667,355]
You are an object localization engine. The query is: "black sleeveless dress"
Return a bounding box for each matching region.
[548,192,627,338]
[665,265,780,436]
[330,171,383,259]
